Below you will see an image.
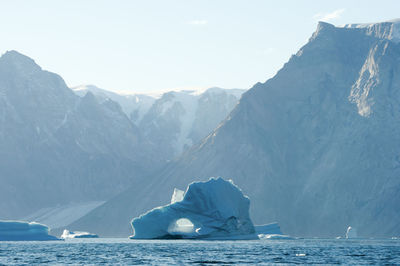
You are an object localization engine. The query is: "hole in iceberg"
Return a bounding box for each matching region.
[168,218,194,234]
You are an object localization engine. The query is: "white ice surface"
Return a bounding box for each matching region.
[61,229,98,239]
[258,234,294,240]
[170,188,185,204]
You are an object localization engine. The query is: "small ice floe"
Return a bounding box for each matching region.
[61,229,99,239]
[254,223,283,235]
[258,234,294,240]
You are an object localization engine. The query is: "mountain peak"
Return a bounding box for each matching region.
[310,21,335,41]
[0,50,41,73]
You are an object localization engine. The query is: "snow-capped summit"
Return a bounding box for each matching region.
[73,84,156,123]
[341,18,400,43]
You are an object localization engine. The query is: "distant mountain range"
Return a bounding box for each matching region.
[70,19,400,238]
[73,85,244,161]
[0,51,244,227]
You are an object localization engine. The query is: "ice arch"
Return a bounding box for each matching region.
[130,177,257,239]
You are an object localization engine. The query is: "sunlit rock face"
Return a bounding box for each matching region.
[130,178,257,240]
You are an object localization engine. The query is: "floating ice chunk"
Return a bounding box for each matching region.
[60,229,99,239]
[255,223,283,235]
[346,226,358,238]
[0,220,59,241]
[255,222,292,240]
[130,177,258,239]
[258,234,294,240]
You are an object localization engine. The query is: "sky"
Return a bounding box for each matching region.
[0,0,399,93]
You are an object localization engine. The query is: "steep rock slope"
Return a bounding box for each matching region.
[0,51,158,219]
[139,88,244,160]
[74,20,400,237]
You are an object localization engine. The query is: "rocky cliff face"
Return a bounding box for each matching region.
[75,20,400,237]
[0,51,158,219]
[139,88,244,160]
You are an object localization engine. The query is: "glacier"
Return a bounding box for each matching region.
[61,229,98,239]
[130,177,258,239]
[0,220,59,241]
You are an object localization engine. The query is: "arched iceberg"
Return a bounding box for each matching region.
[130,177,258,239]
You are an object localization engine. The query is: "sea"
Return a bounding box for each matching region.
[1,238,399,265]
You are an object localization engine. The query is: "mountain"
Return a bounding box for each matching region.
[73,85,156,125]
[0,51,159,221]
[73,85,245,161]
[138,88,244,160]
[72,20,400,237]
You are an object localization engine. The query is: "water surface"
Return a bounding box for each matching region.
[1,238,399,265]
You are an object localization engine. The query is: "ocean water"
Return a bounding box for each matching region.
[0,238,399,265]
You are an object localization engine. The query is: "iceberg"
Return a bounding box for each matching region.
[346,226,358,239]
[130,177,258,239]
[254,222,292,239]
[255,222,283,235]
[0,220,59,241]
[60,229,99,239]
[258,234,294,240]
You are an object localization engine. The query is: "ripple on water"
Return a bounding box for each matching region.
[0,239,399,265]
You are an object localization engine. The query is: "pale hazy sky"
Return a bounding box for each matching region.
[1,0,399,93]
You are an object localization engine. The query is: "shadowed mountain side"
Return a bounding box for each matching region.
[0,51,161,219]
